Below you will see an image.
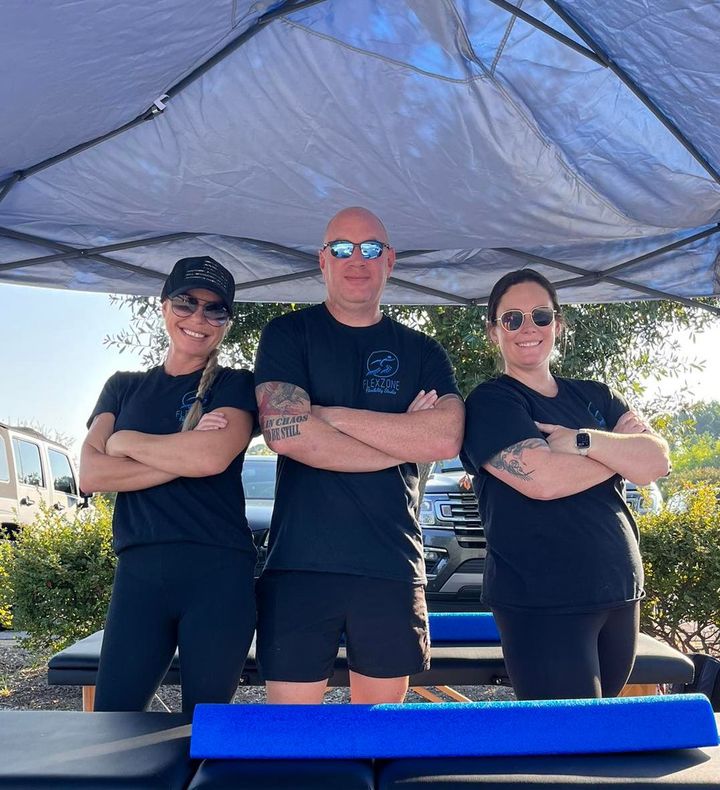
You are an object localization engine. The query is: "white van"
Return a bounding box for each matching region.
[0,423,82,536]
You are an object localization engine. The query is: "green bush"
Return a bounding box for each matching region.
[0,539,14,629]
[9,498,116,657]
[661,466,720,497]
[639,486,720,655]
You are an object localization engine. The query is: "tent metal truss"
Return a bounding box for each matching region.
[0,0,718,316]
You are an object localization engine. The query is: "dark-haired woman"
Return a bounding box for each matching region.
[460,268,670,700]
[79,257,257,712]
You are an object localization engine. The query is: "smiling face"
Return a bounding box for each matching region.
[488,280,561,377]
[161,287,228,370]
[319,207,395,325]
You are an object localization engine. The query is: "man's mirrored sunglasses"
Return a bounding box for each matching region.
[322,239,391,260]
[496,307,556,332]
[169,295,231,326]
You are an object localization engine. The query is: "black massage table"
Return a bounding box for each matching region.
[48,629,695,711]
[0,710,718,789]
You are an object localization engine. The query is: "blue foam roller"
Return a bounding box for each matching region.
[191,694,719,760]
[428,612,499,643]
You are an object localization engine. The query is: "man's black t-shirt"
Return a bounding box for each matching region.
[460,375,643,612]
[254,303,460,584]
[88,365,257,556]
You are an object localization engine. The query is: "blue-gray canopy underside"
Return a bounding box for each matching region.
[1,1,719,311]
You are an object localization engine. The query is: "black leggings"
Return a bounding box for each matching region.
[492,601,640,701]
[95,543,256,713]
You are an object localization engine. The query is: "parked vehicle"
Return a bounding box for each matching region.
[419,459,665,611]
[0,423,82,537]
[419,457,485,610]
[624,480,664,515]
[665,486,720,514]
[241,453,276,575]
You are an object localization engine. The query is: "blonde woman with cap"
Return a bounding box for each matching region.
[80,256,257,712]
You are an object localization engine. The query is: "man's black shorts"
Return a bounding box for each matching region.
[256,570,430,682]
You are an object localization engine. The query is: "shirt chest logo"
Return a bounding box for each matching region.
[364,350,400,395]
[176,390,198,425]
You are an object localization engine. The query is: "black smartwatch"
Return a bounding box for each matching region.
[576,430,591,456]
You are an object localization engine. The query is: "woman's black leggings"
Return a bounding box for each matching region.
[492,601,640,700]
[94,543,256,713]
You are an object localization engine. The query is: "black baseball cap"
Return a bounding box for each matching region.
[161,256,235,312]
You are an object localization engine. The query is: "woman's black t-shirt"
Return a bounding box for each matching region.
[460,375,643,613]
[88,365,257,556]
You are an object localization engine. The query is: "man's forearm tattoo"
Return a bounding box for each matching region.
[489,438,547,480]
[262,413,309,442]
[256,382,310,443]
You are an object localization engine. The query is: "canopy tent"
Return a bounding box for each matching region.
[1,0,719,313]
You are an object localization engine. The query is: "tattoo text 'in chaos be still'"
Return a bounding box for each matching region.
[262,414,308,442]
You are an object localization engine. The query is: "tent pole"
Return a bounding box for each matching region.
[543,0,720,184]
[4,0,330,184]
[490,247,720,316]
[486,0,605,65]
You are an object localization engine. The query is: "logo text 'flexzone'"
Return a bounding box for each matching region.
[364,350,400,395]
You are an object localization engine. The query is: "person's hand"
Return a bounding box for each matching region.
[195,411,228,431]
[534,421,578,454]
[407,389,438,412]
[105,431,130,458]
[613,410,650,435]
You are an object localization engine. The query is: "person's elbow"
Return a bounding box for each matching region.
[426,409,464,461]
[426,432,463,463]
[264,432,308,460]
[627,458,671,487]
[190,451,236,477]
[627,443,672,485]
[78,448,103,494]
[78,467,96,494]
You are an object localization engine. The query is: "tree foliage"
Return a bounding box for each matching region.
[106,295,718,403]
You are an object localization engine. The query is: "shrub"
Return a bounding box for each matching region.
[661,466,720,497]
[0,540,14,629]
[9,498,116,657]
[639,486,720,655]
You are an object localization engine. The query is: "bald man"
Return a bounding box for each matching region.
[254,207,464,704]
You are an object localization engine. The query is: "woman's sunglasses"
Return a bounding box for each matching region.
[495,307,556,332]
[169,295,231,326]
[322,239,391,260]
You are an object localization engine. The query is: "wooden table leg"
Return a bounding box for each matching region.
[619,683,658,697]
[82,685,96,712]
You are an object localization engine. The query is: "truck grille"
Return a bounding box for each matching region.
[442,492,484,547]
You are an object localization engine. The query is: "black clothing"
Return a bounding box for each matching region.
[88,364,258,711]
[254,303,459,584]
[492,601,640,700]
[256,571,429,681]
[461,375,643,612]
[89,365,257,556]
[94,543,256,712]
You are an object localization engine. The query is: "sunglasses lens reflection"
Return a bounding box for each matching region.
[359,241,384,259]
[329,242,355,258]
[328,240,386,259]
[170,297,230,326]
[532,308,555,327]
[499,308,555,331]
[500,310,524,331]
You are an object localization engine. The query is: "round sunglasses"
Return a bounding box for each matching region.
[495,307,556,332]
[322,239,391,260]
[169,295,231,326]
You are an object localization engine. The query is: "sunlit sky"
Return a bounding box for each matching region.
[1,282,718,457]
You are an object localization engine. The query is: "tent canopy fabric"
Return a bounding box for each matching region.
[1,0,719,310]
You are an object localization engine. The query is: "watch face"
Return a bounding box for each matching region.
[576,432,591,449]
